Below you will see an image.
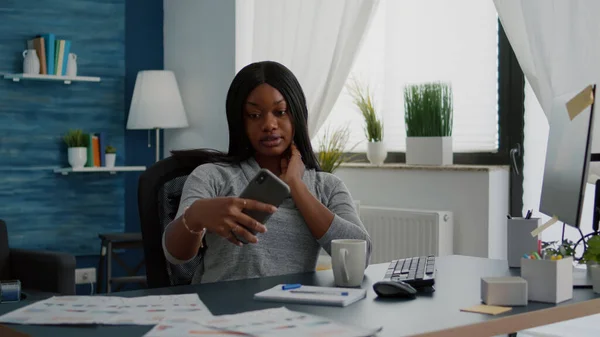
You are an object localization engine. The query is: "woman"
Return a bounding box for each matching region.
[163,61,371,284]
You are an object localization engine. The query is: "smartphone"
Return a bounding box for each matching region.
[236,169,290,242]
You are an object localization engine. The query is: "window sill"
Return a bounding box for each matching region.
[339,162,509,172]
[341,152,509,166]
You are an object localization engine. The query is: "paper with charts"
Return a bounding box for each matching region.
[0,294,211,325]
[143,307,381,337]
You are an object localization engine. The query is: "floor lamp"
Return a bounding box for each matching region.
[126,70,189,162]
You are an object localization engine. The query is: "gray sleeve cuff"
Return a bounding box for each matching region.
[316,214,372,267]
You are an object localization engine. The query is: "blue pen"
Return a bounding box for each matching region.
[523,254,530,259]
[525,210,532,219]
[290,290,349,296]
[282,284,302,290]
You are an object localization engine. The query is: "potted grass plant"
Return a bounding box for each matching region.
[63,129,88,169]
[317,124,353,173]
[347,79,385,165]
[404,82,453,165]
[105,145,117,168]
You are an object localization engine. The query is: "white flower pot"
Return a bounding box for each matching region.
[406,136,453,165]
[105,153,116,168]
[586,260,598,275]
[68,147,87,169]
[591,264,600,294]
[367,141,387,165]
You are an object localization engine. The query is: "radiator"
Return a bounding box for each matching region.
[360,206,454,264]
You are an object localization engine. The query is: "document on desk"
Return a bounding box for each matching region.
[254,284,367,307]
[143,307,382,337]
[0,294,212,325]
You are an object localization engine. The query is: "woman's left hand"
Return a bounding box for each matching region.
[280,144,305,188]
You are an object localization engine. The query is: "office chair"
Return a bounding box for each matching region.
[137,151,211,288]
[0,219,76,295]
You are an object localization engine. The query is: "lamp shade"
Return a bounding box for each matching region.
[126,70,189,129]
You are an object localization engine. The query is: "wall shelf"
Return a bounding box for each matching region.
[54,166,146,175]
[3,73,101,84]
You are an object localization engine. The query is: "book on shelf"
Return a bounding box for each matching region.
[40,33,55,75]
[61,40,71,76]
[85,132,107,167]
[27,37,47,75]
[54,39,71,75]
[98,132,106,166]
[92,135,100,167]
[33,33,71,76]
[86,134,94,167]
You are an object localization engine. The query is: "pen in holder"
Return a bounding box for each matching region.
[507,217,541,268]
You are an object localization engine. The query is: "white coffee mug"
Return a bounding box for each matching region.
[331,239,367,287]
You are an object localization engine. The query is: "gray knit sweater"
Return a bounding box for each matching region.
[162,157,371,284]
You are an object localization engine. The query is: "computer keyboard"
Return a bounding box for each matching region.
[383,255,436,289]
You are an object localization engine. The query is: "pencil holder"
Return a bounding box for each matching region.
[507,218,541,267]
[520,256,573,303]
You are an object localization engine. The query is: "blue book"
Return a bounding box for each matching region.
[61,40,71,76]
[40,33,55,75]
[98,132,106,166]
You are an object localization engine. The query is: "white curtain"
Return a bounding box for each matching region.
[494,0,600,240]
[235,0,380,138]
[494,0,600,120]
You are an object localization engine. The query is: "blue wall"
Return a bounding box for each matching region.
[0,0,162,293]
[0,0,127,255]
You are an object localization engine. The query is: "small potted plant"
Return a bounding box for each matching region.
[63,129,88,169]
[582,235,600,293]
[105,145,117,168]
[317,124,353,173]
[404,82,453,165]
[541,239,577,260]
[347,79,385,165]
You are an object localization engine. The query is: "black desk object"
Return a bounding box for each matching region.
[1,255,598,337]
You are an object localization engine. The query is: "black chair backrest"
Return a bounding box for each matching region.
[138,153,210,288]
[0,220,11,280]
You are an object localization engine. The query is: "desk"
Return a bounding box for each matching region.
[1,255,598,337]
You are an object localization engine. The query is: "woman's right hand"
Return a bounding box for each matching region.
[186,197,276,246]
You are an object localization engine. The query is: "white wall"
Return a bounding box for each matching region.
[335,165,510,259]
[163,0,236,154]
[488,169,510,259]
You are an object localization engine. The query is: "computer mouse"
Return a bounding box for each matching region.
[372,280,417,299]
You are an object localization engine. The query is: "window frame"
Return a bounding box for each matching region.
[342,21,525,170]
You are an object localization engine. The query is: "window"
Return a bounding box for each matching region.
[313,0,500,154]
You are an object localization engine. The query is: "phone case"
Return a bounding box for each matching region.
[235,169,290,243]
[240,169,290,224]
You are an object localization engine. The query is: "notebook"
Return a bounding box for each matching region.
[254,284,367,307]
